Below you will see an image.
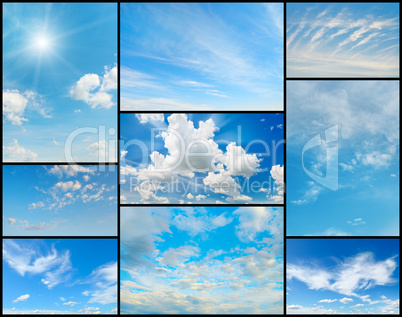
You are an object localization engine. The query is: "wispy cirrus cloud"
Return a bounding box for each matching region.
[287,3,399,77]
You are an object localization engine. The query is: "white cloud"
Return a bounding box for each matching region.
[3,90,29,125]
[55,180,82,192]
[267,164,284,203]
[339,297,353,304]
[288,252,397,296]
[319,299,337,303]
[234,207,282,242]
[63,301,79,307]
[70,65,117,109]
[3,89,50,125]
[159,245,200,267]
[186,193,194,200]
[3,139,38,161]
[85,262,117,305]
[3,240,72,289]
[13,294,30,303]
[48,165,95,178]
[8,218,16,225]
[123,113,264,203]
[135,113,164,124]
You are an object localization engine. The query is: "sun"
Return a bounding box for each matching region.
[35,34,51,51]
[37,36,49,49]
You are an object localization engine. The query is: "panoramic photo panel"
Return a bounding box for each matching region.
[287,239,400,315]
[286,81,399,236]
[120,3,283,111]
[287,2,399,77]
[120,113,284,204]
[3,165,117,236]
[120,206,283,314]
[3,3,117,162]
[2,238,117,315]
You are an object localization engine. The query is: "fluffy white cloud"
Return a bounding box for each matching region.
[135,113,164,124]
[123,114,265,203]
[13,294,30,303]
[55,180,82,192]
[288,252,397,296]
[3,90,29,125]
[339,297,353,304]
[266,164,284,203]
[3,89,50,125]
[70,65,117,109]
[3,139,38,161]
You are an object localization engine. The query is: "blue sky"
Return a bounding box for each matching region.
[3,165,117,236]
[3,239,117,314]
[287,3,399,77]
[120,3,283,111]
[287,81,399,236]
[120,206,283,314]
[3,3,117,162]
[287,239,400,315]
[120,113,284,204]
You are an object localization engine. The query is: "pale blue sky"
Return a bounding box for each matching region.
[287,239,399,314]
[3,3,117,162]
[120,113,284,204]
[287,81,399,236]
[121,206,283,314]
[287,3,399,77]
[3,165,117,236]
[121,3,283,110]
[3,239,117,315]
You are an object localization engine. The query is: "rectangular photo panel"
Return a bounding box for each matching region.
[286,80,399,236]
[120,3,284,111]
[3,3,117,163]
[120,206,284,314]
[120,112,284,205]
[2,165,117,236]
[286,3,399,77]
[286,238,400,314]
[2,238,118,314]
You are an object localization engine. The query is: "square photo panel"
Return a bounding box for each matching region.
[120,206,283,314]
[120,113,284,205]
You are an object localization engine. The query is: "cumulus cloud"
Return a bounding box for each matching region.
[122,113,265,203]
[339,297,353,304]
[288,252,397,296]
[70,65,117,109]
[3,89,50,125]
[3,139,38,162]
[13,294,30,303]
